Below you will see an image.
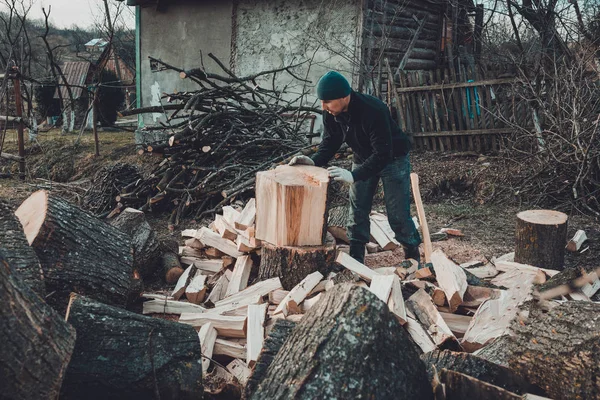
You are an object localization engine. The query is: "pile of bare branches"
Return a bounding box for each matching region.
[493,58,600,216]
[116,54,319,227]
[83,163,142,216]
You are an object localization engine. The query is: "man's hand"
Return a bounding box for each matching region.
[327,166,354,184]
[288,155,315,166]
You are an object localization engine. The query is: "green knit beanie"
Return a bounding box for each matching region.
[316,71,351,100]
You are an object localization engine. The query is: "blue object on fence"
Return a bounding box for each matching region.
[465,79,481,120]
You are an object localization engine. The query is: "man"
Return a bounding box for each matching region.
[289,71,421,265]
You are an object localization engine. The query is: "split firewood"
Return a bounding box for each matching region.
[186,273,208,304]
[205,270,232,305]
[248,284,433,399]
[196,227,243,258]
[388,274,407,324]
[366,242,379,253]
[259,233,336,290]
[438,312,472,337]
[440,228,464,237]
[214,214,238,241]
[476,301,600,400]
[62,294,203,399]
[0,251,75,400]
[15,190,134,311]
[178,313,247,338]
[406,289,461,350]
[179,246,203,258]
[181,229,199,238]
[404,313,437,353]
[431,249,468,313]
[0,200,45,297]
[369,212,400,250]
[213,277,281,309]
[143,298,206,315]
[225,255,253,297]
[226,359,252,386]
[536,266,600,301]
[237,234,257,252]
[246,303,269,366]
[214,338,247,360]
[327,205,349,243]
[205,247,225,258]
[566,229,587,252]
[462,261,498,279]
[335,251,379,282]
[172,265,196,300]
[185,237,204,249]
[198,322,218,373]
[235,198,256,230]
[255,165,329,246]
[268,288,289,305]
[274,271,323,317]
[300,292,323,313]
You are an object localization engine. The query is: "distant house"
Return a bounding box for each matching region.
[84,38,109,54]
[119,0,478,127]
[53,61,93,129]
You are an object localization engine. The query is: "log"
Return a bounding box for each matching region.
[514,210,568,271]
[109,207,163,280]
[439,369,522,400]
[0,200,45,297]
[245,319,296,399]
[421,350,544,396]
[476,301,600,399]
[248,284,433,399]
[0,251,76,400]
[255,165,329,246]
[258,233,336,290]
[327,205,349,243]
[61,294,203,400]
[15,190,134,311]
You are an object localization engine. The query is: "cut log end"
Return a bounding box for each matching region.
[14,189,48,245]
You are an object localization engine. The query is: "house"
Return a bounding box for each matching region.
[119,0,478,128]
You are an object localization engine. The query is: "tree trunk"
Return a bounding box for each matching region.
[61,294,204,400]
[477,301,600,400]
[109,207,163,280]
[439,369,522,400]
[0,251,76,400]
[15,190,134,311]
[0,200,45,297]
[248,284,433,399]
[421,350,544,396]
[514,210,567,271]
[244,319,297,399]
[258,233,336,290]
[327,205,349,243]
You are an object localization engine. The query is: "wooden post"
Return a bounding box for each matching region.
[12,68,25,180]
[514,210,568,271]
[92,87,99,156]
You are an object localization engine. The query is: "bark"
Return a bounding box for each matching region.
[514,210,567,270]
[0,251,76,400]
[244,319,297,399]
[249,284,433,399]
[61,294,203,400]
[162,252,184,284]
[439,369,522,400]
[477,301,600,400]
[0,200,45,297]
[15,190,134,311]
[421,350,544,396]
[109,208,163,280]
[258,233,336,290]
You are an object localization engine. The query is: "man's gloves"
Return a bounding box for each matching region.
[288,155,315,166]
[327,166,354,184]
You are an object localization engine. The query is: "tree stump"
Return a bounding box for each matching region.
[248,284,433,399]
[15,190,134,311]
[61,294,204,400]
[258,233,336,290]
[477,301,600,400]
[0,200,45,297]
[515,210,568,270]
[0,251,76,400]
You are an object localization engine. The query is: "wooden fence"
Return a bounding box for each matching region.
[387,68,532,152]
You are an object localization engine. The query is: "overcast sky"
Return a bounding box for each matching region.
[3,0,135,30]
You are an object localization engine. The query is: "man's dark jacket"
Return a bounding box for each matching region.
[311,91,411,182]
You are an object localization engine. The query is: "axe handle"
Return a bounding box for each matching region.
[410,173,432,263]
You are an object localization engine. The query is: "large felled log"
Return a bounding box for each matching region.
[327,205,349,243]
[109,207,163,280]
[15,190,134,310]
[258,233,336,290]
[61,294,203,400]
[0,200,45,297]
[0,251,76,400]
[477,301,600,400]
[248,284,433,399]
[421,350,544,396]
[514,210,568,271]
[439,369,522,400]
[255,165,329,246]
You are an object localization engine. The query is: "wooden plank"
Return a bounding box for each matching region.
[196,227,244,258]
[274,271,323,316]
[198,322,217,373]
[235,198,256,230]
[225,255,253,297]
[246,303,268,366]
[395,77,517,93]
[335,251,378,282]
[431,249,468,312]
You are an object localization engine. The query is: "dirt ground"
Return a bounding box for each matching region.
[0,128,596,272]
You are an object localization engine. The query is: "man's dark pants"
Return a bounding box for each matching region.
[347,156,421,263]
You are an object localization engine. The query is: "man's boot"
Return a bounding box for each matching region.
[403,245,421,268]
[349,242,366,264]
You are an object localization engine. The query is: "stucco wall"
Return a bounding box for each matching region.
[139,0,233,126]
[233,0,362,134]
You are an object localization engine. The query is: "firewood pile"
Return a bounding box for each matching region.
[114,54,319,228]
[3,170,600,399]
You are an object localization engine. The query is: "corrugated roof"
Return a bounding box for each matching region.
[85,38,108,47]
[54,61,91,100]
